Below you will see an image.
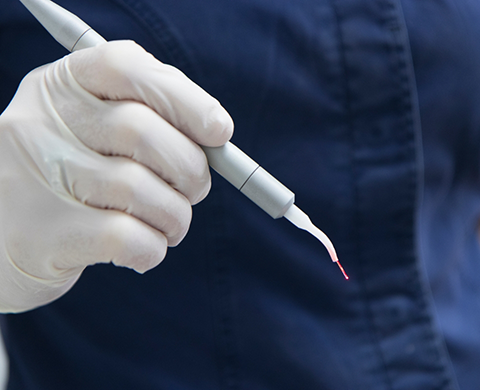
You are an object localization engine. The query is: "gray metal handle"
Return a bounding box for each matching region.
[202,143,294,219]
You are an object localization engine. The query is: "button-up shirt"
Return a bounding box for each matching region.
[1,1,479,389]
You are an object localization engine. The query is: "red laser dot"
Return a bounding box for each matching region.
[336,260,349,280]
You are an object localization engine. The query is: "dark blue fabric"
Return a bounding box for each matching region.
[1,0,480,388]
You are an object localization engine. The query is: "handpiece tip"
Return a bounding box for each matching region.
[335,260,349,280]
[284,205,349,280]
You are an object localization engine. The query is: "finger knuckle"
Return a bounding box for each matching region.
[204,104,235,145]
[108,103,150,147]
[176,145,211,202]
[98,41,147,82]
[114,161,149,203]
[107,214,168,272]
[164,195,192,246]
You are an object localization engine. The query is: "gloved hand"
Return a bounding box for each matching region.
[0,40,233,313]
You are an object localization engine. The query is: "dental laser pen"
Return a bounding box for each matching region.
[19,0,348,279]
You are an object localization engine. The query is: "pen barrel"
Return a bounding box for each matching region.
[72,29,107,51]
[20,0,92,52]
[202,142,257,190]
[202,142,294,219]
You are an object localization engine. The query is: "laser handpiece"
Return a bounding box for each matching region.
[19,0,348,279]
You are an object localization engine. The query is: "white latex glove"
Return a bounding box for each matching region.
[0,40,233,313]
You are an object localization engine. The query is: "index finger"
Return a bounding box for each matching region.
[66,40,234,147]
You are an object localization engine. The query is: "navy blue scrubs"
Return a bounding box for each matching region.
[1,1,480,389]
